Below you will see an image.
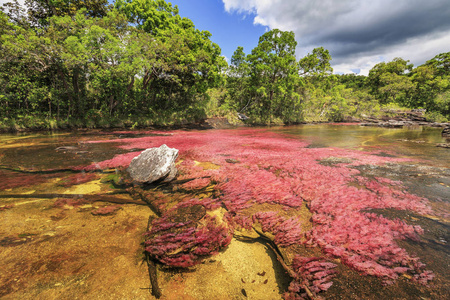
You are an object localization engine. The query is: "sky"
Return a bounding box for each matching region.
[2,0,449,75]
[171,0,450,75]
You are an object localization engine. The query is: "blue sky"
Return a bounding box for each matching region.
[169,0,450,75]
[170,0,266,62]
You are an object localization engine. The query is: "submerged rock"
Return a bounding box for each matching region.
[127,144,178,184]
[442,126,450,138]
[436,143,450,148]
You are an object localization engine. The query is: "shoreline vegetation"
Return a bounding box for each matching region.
[0,108,448,134]
[1,1,449,134]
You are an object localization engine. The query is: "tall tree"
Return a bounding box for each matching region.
[299,47,333,76]
[115,0,179,35]
[2,0,111,27]
[116,0,225,116]
[226,46,251,112]
[426,52,450,77]
[367,58,414,104]
[247,29,300,123]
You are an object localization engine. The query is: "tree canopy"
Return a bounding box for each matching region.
[0,0,448,130]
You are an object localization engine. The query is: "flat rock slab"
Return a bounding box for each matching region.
[127,144,178,183]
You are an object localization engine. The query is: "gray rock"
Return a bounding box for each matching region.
[238,113,249,121]
[127,144,178,184]
[442,126,450,137]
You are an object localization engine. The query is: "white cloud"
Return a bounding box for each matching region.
[222,0,450,74]
[331,30,450,75]
[0,0,25,6]
[222,55,230,64]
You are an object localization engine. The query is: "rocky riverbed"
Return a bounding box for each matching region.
[0,125,449,299]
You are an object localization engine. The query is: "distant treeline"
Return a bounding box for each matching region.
[1,0,449,130]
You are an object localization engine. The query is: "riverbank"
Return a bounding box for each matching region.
[1,109,449,134]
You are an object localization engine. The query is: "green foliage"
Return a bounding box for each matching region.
[115,0,180,35]
[367,57,414,104]
[0,0,226,129]
[0,0,448,131]
[299,47,333,76]
[426,52,450,77]
[424,110,448,123]
[364,55,450,118]
[236,29,301,124]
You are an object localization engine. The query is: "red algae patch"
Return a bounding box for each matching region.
[91,205,121,216]
[83,128,439,296]
[57,173,99,187]
[0,204,15,211]
[53,198,88,209]
[0,169,60,190]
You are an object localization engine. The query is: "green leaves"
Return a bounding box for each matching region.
[1,0,448,127]
[115,0,180,35]
[365,55,450,117]
[299,47,333,76]
[426,52,450,76]
[245,29,300,123]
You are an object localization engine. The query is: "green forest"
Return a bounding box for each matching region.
[1,0,449,131]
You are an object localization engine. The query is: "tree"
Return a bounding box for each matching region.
[378,72,415,106]
[2,1,111,28]
[1,0,28,27]
[57,9,145,116]
[367,58,414,104]
[225,46,251,112]
[247,29,300,123]
[426,52,450,77]
[0,10,55,115]
[299,47,332,76]
[116,0,226,118]
[26,0,111,26]
[115,0,179,35]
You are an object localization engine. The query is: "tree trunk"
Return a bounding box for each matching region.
[56,66,72,118]
[127,76,135,93]
[72,68,81,116]
[143,69,154,90]
[109,94,115,116]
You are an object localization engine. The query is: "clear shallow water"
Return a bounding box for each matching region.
[276,124,449,167]
[0,124,449,299]
[1,125,448,169]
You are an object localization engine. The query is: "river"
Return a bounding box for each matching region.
[0,124,448,299]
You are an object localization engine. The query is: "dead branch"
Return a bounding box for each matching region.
[145,215,162,298]
[0,193,147,206]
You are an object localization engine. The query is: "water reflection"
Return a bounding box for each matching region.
[276,124,449,167]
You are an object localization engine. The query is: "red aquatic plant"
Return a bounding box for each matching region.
[0,169,59,190]
[91,205,121,215]
[180,177,212,190]
[145,213,232,267]
[174,197,222,211]
[284,256,337,299]
[53,198,88,208]
[0,204,15,211]
[253,211,304,247]
[57,172,98,187]
[226,213,254,230]
[85,128,434,286]
[80,151,142,171]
